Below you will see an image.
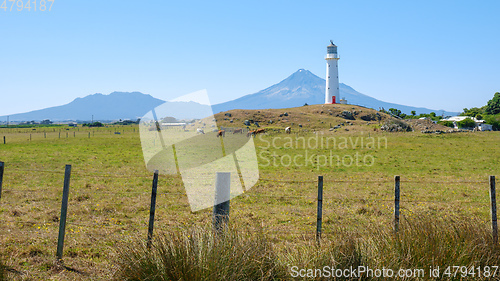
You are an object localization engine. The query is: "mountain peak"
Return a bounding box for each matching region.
[212,69,458,116]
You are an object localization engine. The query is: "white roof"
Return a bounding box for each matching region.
[442,116,479,122]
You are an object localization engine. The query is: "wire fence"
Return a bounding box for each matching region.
[0,162,497,259]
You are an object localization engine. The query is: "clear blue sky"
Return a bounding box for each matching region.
[1,0,499,116]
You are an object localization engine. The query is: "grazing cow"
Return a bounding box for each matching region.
[217,130,225,137]
[247,128,265,137]
[285,127,291,134]
[233,128,243,134]
[197,128,205,134]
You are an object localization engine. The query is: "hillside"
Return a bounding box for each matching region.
[213,103,394,133]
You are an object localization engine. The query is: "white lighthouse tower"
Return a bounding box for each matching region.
[325,41,340,104]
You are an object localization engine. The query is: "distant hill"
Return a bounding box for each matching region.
[2,69,458,122]
[212,69,458,116]
[1,92,212,122]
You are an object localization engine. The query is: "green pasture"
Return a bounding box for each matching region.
[0,126,499,279]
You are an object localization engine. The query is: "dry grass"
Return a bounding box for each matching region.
[114,225,283,281]
[0,123,499,279]
[114,215,499,280]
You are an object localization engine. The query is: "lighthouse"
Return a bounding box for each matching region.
[325,40,340,104]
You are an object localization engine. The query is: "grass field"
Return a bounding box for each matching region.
[0,123,499,280]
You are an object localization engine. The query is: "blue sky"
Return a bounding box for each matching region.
[0,0,499,116]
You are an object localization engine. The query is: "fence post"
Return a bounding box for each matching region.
[147,170,159,249]
[44,132,46,138]
[490,176,497,244]
[3,136,5,144]
[394,175,400,232]
[316,176,323,243]
[0,161,4,200]
[213,172,231,235]
[88,132,90,138]
[56,165,72,260]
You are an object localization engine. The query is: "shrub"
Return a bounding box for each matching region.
[83,122,104,127]
[381,120,412,132]
[438,120,454,128]
[484,115,500,131]
[457,118,475,129]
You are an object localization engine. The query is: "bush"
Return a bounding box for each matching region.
[457,118,476,129]
[438,120,454,128]
[381,120,412,132]
[83,121,104,127]
[484,115,500,131]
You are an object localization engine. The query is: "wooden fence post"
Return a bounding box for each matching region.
[394,175,400,232]
[147,170,159,249]
[3,136,5,144]
[44,132,46,138]
[213,172,231,235]
[490,176,497,244]
[0,161,4,200]
[56,165,72,260]
[88,132,90,139]
[316,176,323,243]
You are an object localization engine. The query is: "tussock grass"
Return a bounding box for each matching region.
[370,216,500,274]
[113,226,285,281]
[0,259,5,281]
[115,215,500,280]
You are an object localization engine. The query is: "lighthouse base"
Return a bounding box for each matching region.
[325,96,336,104]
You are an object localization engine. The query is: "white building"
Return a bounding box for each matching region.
[441,116,493,131]
[325,41,340,104]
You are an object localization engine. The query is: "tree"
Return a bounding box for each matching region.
[389,108,402,117]
[430,112,436,117]
[475,114,483,120]
[462,107,484,117]
[485,92,500,115]
[411,111,416,116]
